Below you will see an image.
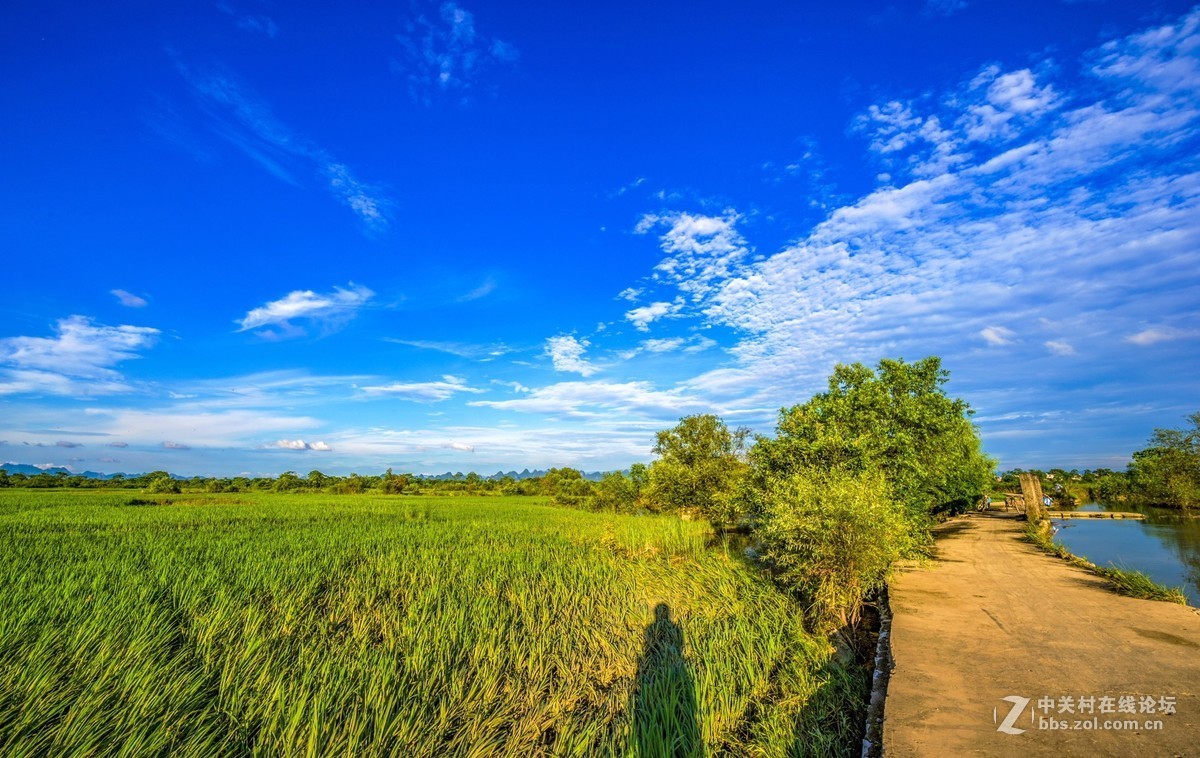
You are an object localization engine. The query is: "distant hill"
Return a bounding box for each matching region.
[2,462,621,482]
[0,463,135,480]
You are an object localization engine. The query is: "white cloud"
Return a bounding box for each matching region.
[161,441,191,450]
[0,316,159,396]
[641,337,686,353]
[394,1,519,103]
[1125,327,1195,345]
[1044,341,1077,356]
[322,422,658,469]
[617,287,643,302]
[110,289,148,308]
[237,284,373,335]
[617,8,1200,460]
[981,326,1015,346]
[636,211,749,298]
[545,335,598,376]
[492,379,531,393]
[624,300,680,331]
[75,407,322,448]
[359,375,484,402]
[274,439,333,451]
[469,380,708,419]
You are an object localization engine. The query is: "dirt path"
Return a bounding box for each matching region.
[883,512,1200,757]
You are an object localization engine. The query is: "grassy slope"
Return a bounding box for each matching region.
[0,491,863,756]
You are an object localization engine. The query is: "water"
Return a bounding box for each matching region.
[1051,502,1200,605]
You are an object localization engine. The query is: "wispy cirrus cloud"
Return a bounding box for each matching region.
[469,380,708,419]
[1125,326,1198,345]
[384,338,512,360]
[359,375,485,402]
[0,316,159,396]
[110,289,148,308]
[174,60,390,230]
[394,1,519,104]
[236,284,374,337]
[924,0,967,18]
[456,276,497,302]
[216,2,278,38]
[980,326,1015,346]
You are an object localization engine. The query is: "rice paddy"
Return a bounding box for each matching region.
[0,490,863,756]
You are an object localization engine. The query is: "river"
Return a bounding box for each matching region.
[1051,502,1200,605]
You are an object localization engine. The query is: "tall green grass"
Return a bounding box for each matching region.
[0,491,863,756]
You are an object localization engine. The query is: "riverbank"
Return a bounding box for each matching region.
[884,512,1200,756]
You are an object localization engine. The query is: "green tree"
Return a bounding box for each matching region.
[274,471,302,492]
[646,414,749,526]
[1128,412,1200,508]
[145,475,181,494]
[541,468,592,507]
[592,471,638,512]
[306,470,329,490]
[378,468,407,495]
[749,357,992,529]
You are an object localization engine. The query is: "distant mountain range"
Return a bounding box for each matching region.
[0,462,133,479]
[1,463,616,482]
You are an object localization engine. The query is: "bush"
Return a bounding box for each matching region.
[145,476,181,495]
[758,467,912,631]
[591,471,638,512]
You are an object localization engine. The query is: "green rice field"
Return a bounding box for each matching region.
[0,490,863,756]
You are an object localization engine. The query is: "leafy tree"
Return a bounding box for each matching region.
[274,471,302,492]
[306,470,329,490]
[1128,412,1200,508]
[145,475,181,494]
[646,414,749,526]
[592,471,638,512]
[378,468,407,495]
[628,462,649,494]
[749,357,992,529]
[540,468,592,507]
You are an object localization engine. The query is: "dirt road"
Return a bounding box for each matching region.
[883,512,1200,757]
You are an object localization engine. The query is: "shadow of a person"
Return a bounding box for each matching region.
[632,603,701,757]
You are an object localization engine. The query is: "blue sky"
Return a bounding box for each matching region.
[2,0,1199,476]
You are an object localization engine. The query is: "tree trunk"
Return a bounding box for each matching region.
[1019,472,1045,523]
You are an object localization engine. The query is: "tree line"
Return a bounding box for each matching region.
[1,356,994,632]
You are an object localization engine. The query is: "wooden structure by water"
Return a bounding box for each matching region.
[1046,510,1146,520]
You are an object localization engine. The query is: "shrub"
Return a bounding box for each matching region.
[758,467,912,631]
[145,476,181,495]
